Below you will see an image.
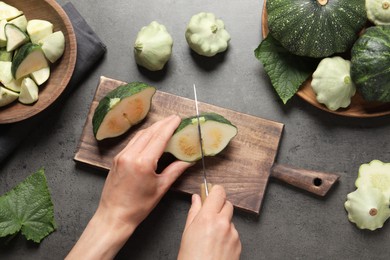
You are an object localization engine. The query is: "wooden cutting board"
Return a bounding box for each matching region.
[74,76,339,215]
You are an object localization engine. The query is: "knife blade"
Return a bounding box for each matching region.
[193,84,211,202]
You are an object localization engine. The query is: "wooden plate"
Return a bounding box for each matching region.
[0,0,77,124]
[261,1,390,118]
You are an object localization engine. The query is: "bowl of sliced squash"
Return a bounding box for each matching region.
[0,0,77,124]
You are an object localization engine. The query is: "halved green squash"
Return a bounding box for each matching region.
[92,82,156,141]
[165,113,238,162]
[266,0,367,58]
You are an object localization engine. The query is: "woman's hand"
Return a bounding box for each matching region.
[178,185,242,260]
[98,114,193,228]
[66,115,193,259]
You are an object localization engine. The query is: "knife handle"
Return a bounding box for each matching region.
[270,163,340,197]
[200,183,213,204]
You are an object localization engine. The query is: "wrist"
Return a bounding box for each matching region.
[66,208,137,259]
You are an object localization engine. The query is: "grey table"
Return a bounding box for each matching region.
[1,1,390,259]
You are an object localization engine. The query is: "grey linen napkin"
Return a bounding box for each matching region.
[0,2,106,164]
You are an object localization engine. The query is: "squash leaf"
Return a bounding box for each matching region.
[0,168,56,243]
[254,34,319,104]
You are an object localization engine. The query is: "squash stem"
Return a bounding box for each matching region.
[317,0,328,5]
[134,42,143,52]
[369,208,378,216]
[383,1,389,9]
[211,24,218,34]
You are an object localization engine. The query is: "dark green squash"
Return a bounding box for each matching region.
[266,0,367,58]
[351,25,390,103]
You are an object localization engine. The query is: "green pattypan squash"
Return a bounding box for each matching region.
[344,186,390,231]
[311,56,356,111]
[366,0,390,25]
[185,12,230,57]
[134,21,173,71]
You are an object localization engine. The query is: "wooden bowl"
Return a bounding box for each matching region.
[0,0,77,124]
[261,0,390,118]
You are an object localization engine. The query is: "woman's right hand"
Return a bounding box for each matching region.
[178,185,242,260]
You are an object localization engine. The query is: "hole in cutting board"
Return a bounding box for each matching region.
[313,178,322,187]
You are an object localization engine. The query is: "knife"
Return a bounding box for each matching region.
[193,84,212,203]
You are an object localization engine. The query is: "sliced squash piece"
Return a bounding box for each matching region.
[26,19,53,44]
[92,82,156,141]
[0,47,12,61]
[5,23,29,52]
[0,2,23,21]
[39,31,65,63]
[12,43,48,79]
[30,67,50,85]
[0,19,7,47]
[3,77,23,92]
[8,15,27,32]
[0,85,18,107]
[0,60,12,84]
[18,77,38,104]
[165,113,238,162]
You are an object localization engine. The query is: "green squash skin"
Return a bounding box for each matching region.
[92,82,156,137]
[351,26,390,102]
[174,112,237,134]
[266,0,367,58]
[11,42,41,78]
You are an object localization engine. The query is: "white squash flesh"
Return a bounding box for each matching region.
[30,66,50,85]
[3,77,23,92]
[5,23,29,52]
[8,15,27,32]
[18,77,38,104]
[0,85,18,107]
[0,60,13,84]
[0,19,7,47]
[39,31,65,63]
[96,88,155,140]
[166,117,237,162]
[0,2,23,21]
[14,46,48,79]
[167,124,201,162]
[202,121,237,156]
[27,19,53,44]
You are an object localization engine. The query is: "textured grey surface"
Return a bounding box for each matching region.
[1,0,390,259]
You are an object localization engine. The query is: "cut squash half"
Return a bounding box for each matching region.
[92,82,156,141]
[165,113,238,162]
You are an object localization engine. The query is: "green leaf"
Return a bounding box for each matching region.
[0,168,56,243]
[254,34,319,104]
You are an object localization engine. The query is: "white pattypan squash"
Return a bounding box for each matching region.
[185,12,230,57]
[134,21,173,71]
[366,0,390,25]
[355,160,390,198]
[311,56,356,111]
[345,186,390,231]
